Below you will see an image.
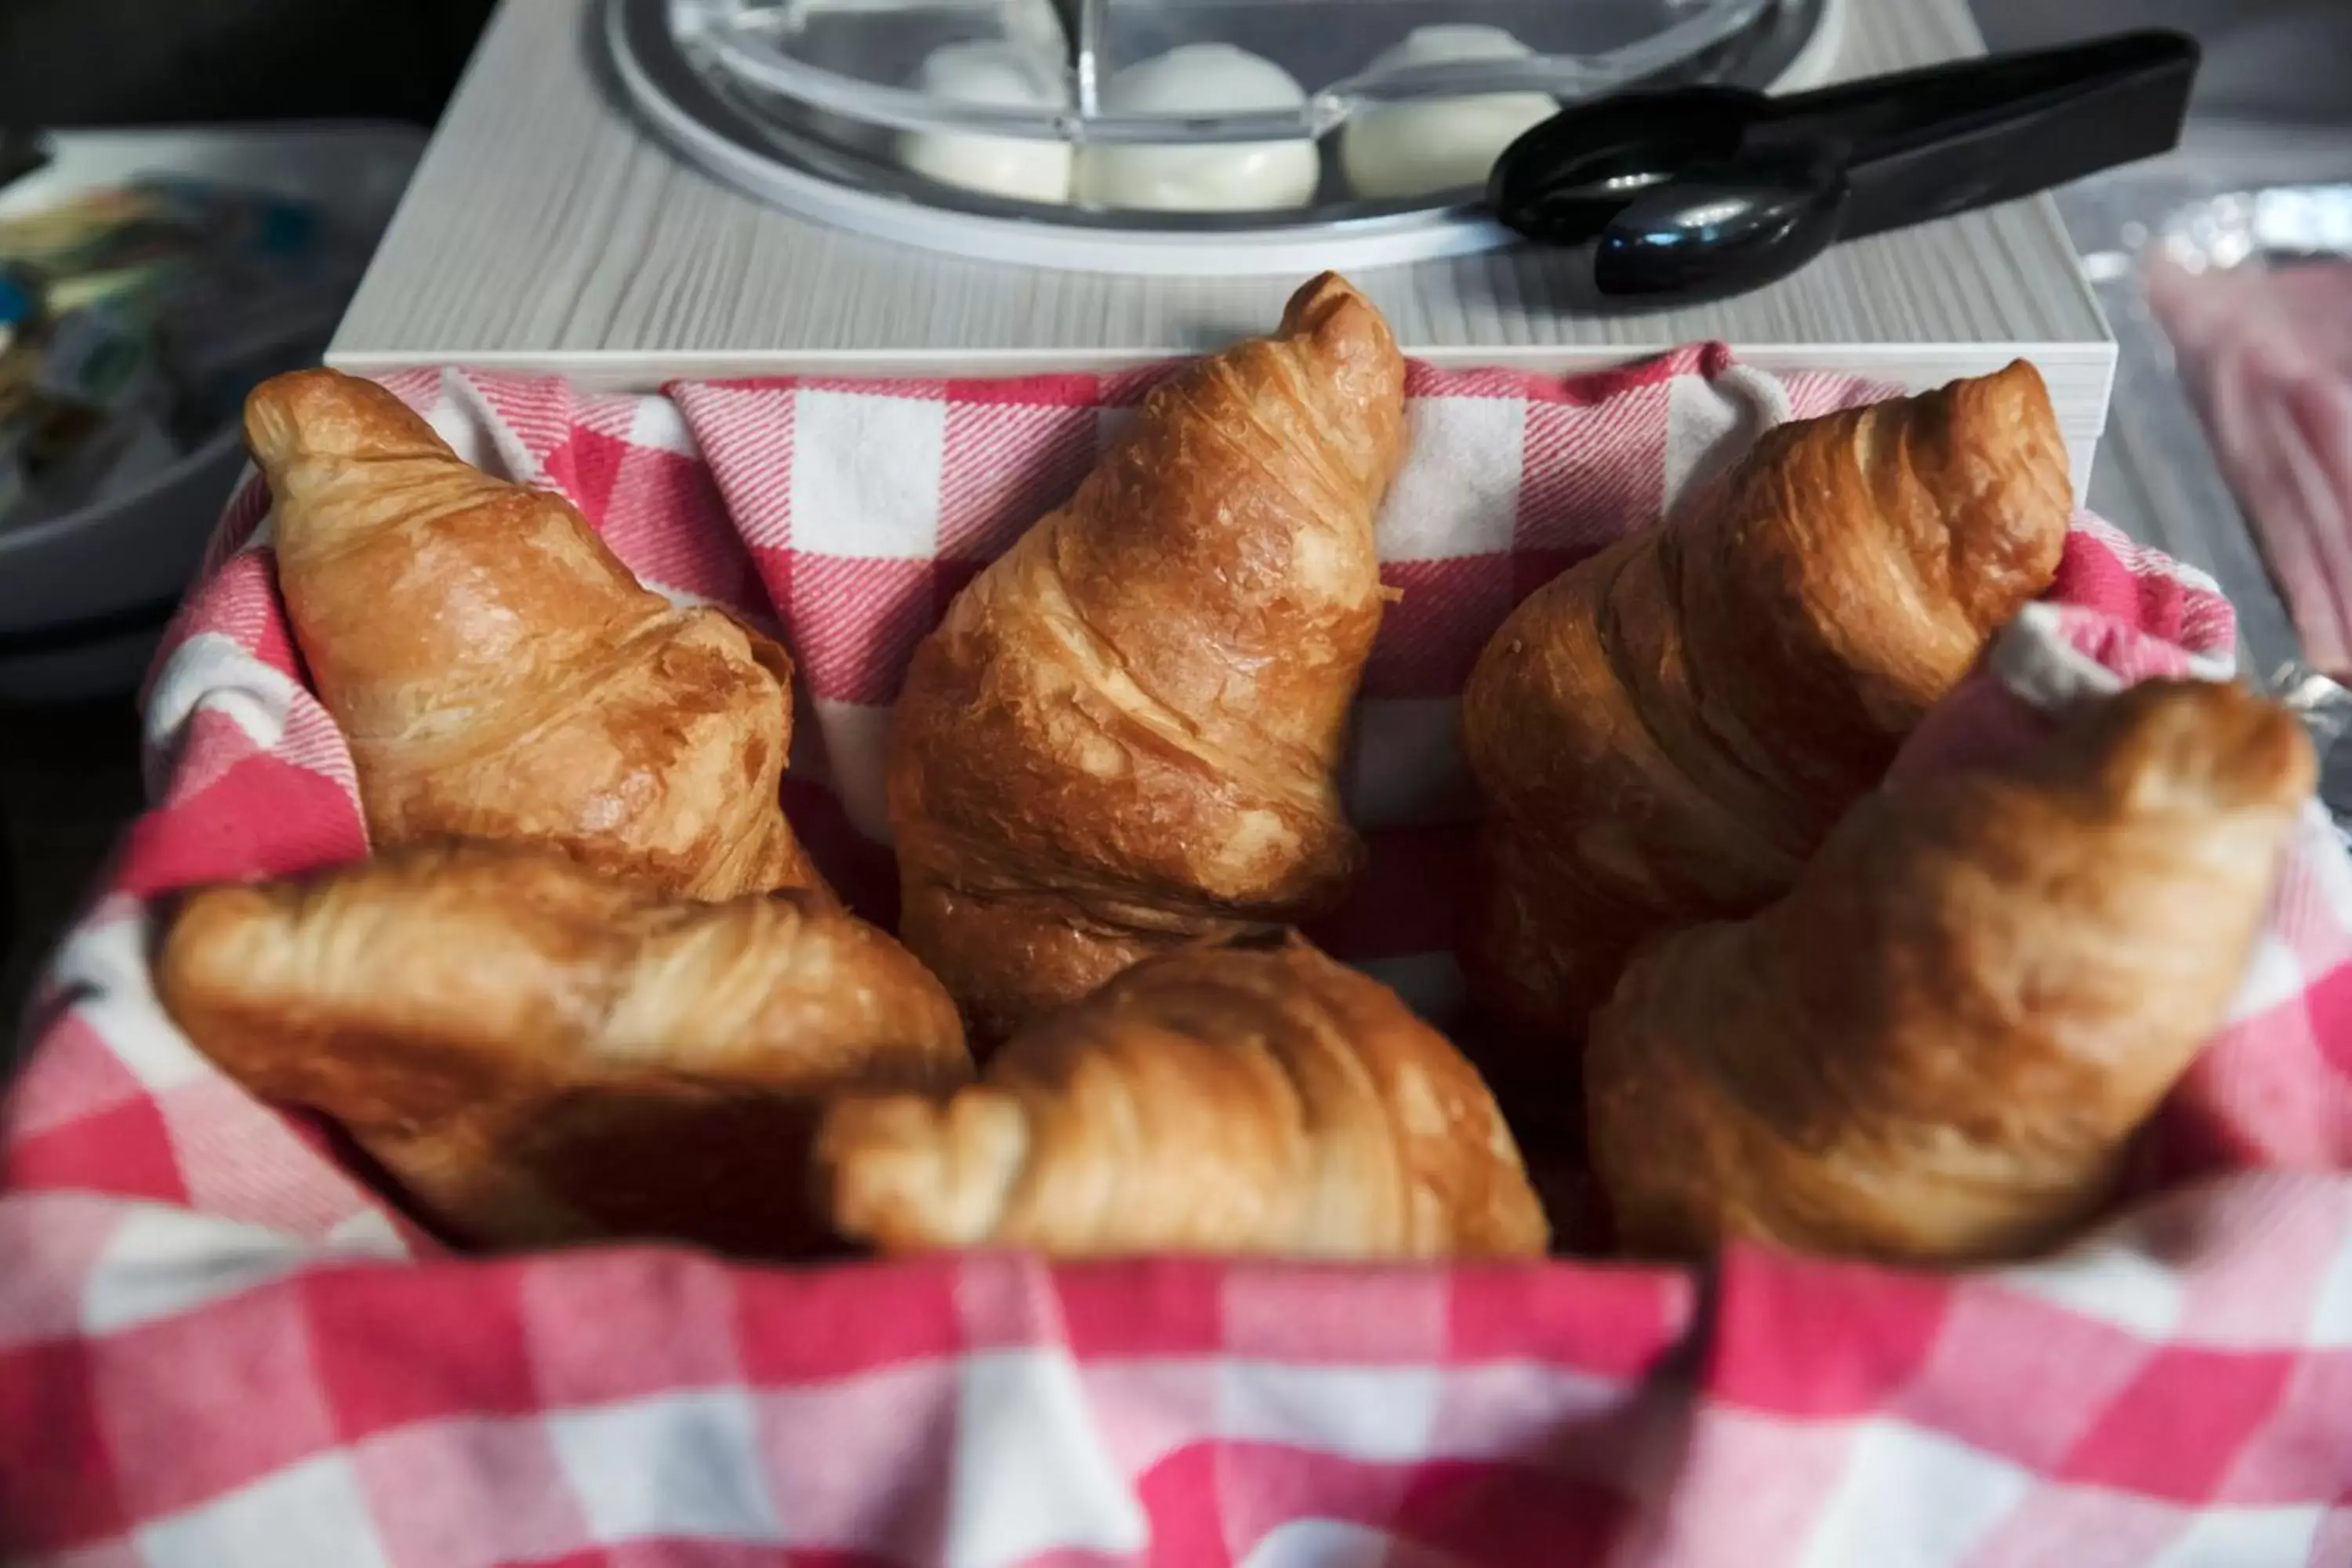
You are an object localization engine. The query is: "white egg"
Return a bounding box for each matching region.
[1341,24,1557,201]
[898,41,1074,205]
[1073,44,1320,214]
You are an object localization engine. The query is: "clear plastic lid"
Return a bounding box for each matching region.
[613,0,1834,268]
[681,0,1777,146]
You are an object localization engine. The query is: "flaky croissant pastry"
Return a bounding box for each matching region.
[245,369,821,902]
[1463,363,2074,1043]
[888,273,1408,1041]
[158,842,968,1254]
[1588,678,2313,1265]
[817,931,1548,1260]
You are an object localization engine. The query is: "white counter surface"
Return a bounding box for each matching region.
[331,0,2113,447]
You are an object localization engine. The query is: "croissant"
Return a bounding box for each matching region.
[157,842,968,1254]
[1462,363,2074,1044]
[888,274,1408,1041]
[817,931,1548,1260]
[245,369,822,902]
[1588,678,2313,1265]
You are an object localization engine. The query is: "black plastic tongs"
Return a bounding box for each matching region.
[1486,30,2199,308]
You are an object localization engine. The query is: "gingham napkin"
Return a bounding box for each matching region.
[5,352,2352,1568]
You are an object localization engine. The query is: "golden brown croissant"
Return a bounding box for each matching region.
[245,369,822,902]
[816,931,1548,1260]
[1461,363,2074,1046]
[157,841,968,1255]
[887,274,1408,1041]
[1588,678,2313,1265]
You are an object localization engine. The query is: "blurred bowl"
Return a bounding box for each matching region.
[0,122,425,702]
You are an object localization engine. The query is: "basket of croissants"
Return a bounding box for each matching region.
[9,273,2352,1562]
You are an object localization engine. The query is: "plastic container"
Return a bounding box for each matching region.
[0,123,424,704]
[614,0,1845,273]
[2056,128,2352,827]
[699,0,1778,145]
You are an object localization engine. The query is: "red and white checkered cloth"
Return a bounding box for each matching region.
[7,351,2352,1568]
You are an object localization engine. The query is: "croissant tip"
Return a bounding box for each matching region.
[2089,679,2318,818]
[1280,271,1387,343]
[154,882,225,993]
[1956,359,2056,429]
[1287,270,1358,307]
[244,365,354,431]
[2240,701,2321,807]
[1991,358,2050,395]
[1933,359,2070,508]
[154,877,296,1080]
[2186,681,2317,804]
[244,367,441,469]
[815,1091,1028,1252]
